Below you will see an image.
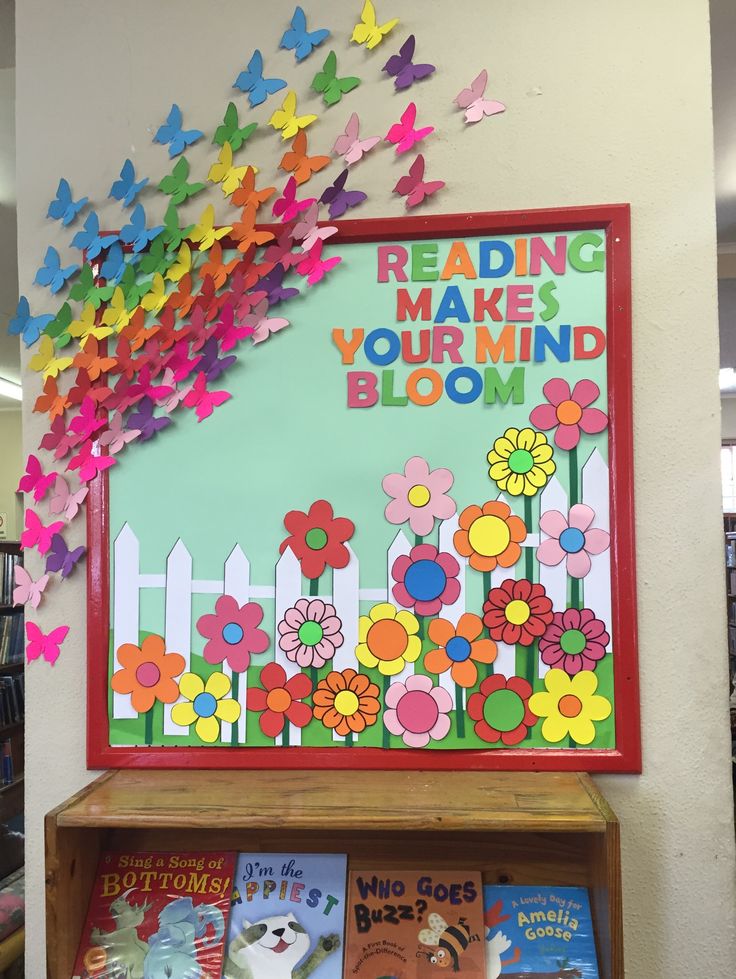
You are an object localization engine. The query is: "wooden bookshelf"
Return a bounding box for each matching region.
[46,769,623,979]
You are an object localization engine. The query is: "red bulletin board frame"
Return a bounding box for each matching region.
[87,203,640,772]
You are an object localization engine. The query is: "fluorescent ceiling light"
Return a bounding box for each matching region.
[0,377,21,401]
[720,368,736,394]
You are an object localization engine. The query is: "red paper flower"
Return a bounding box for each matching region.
[391,542,461,616]
[482,578,553,646]
[280,499,355,579]
[467,674,536,745]
[540,608,609,675]
[529,378,608,451]
[247,662,313,738]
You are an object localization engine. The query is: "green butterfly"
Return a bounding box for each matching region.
[157,157,207,206]
[137,236,175,278]
[43,302,74,348]
[118,263,151,310]
[213,102,258,152]
[311,51,360,106]
[162,202,195,252]
[69,264,114,309]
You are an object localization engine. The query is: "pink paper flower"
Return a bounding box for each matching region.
[277,598,344,668]
[391,543,461,616]
[529,378,608,450]
[383,673,453,748]
[540,608,610,674]
[382,456,456,536]
[537,504,610,578]
[196,595,269,673]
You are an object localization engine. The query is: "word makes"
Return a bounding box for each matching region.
[233,877,339,916]
[101,870,231,898]
[517,909,581,943]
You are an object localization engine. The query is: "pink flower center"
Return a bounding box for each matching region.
[135,662,161,688]
[396,690,439,735]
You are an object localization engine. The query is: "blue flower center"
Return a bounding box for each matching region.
[559,527,585,554]
[404,559,447,602]
[222,622,244,645]
[445,636,472,662]
[193,692,217,718]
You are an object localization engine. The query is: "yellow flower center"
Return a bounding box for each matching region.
[559,694,583,718]
[505,599,531,625]
[407,483,431,507]
[334,690,360,716]
[556,399,583,425]
[468,514,511,557]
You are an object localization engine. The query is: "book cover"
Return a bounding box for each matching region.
[223,852,347,979]
[483,886,600,979]
[71,850,236,979]
[344,870,485,978]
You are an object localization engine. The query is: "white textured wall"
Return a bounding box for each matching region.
[15,1,736,976]
[0,409,21,539]
[722,397,736,439]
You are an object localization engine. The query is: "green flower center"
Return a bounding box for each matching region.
[508,448,535,474]
[297,621,324,647]
[483,688,525,732]
[560,628,587,655]
[305,527,328,550]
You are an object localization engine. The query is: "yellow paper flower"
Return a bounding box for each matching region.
[171,671,240,744]
[356,602,421,676]
[529,669,611,745]
[487,427,556,497]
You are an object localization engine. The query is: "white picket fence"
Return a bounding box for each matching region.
[111,448,611,745]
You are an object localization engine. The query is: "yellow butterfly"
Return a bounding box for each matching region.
[28,335,73,379]
[268,91,317,141]
[141,273,168,315]
[351,0,398,49]
[166,242,192,283]
[207,141,255,197]
[189,204,233,252]
[101,286,135,332]
[68,302,113,347]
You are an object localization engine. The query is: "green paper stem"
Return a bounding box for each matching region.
[569,444,579,505]
[345,732,353,747]
[526,640,537,686]
[515,643,527,680]
[144,707,153,746]
[414,534,423,546]
[570,576,581,610]
[230,673,240,746]
[310,666,319,689]
[417,615,425,641]
[309,576,320,596]
[382,673,391,749]
[524,496,534,580]
[455,684,465,738]
[482,570,494,673]
[283,717,290,747]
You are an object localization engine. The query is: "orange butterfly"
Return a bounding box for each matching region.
[231,205,276,254]
[34,376,70,420]
[198,241,240,289]
[168,274,197,319]
[279,130,331,186]
[118,307,160,351]
[73,337,117,382]
[231,167,276,211]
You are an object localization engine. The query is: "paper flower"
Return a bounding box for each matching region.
[277,597,343,668]
[529,378,608,451]
[453,500,527,573]
[247,662,313,738]
[383,674,453,748]
[391,543,460,616]
[482,578,554,646]
[111,634,185,713]
[529,669,612,744]
[424,614,497,687]
[382,455,456,536]
[356,603,421,676]
[537,504,610,578]
[313,668,380,736]
[280,499,355,579]
[487,427,556,497]
[171,672,240,744]
[25,621,69,665]
[467,674,536,745]
[540,609,609,675]
[196,595,269,673]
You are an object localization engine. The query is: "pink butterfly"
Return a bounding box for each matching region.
[67,396,106,441]
[39,416,81,461]
[291,203,338,252]
[67,441,117,483]
[48,474,89,521]
[13,565,49,610]
[332,112,380,166]
[385,102,434,154]
[98,412,140,455]
[214,304,254,352]
[20,509,65,555]
[157,369,189,413]
[394,153,445,208]
[26,620,69,665]
[454,69,506,124]
[272,176,316,223]
[17,454,58,502]
[243,298,290,345]
[296,240,342,285]
[182,371,231,422]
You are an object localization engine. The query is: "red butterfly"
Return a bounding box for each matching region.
[38,416,81,460]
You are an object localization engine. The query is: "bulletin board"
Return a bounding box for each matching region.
[87,204,640,771]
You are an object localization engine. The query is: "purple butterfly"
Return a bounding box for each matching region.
[319,168,367,219]
[198,337,237,382]
[259,265,300,307]
[45,532,86,579]
[126,397,172,441]
[382,35,435,90]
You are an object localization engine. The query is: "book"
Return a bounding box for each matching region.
[71,850,236,979]
[343,870,485,978]
[483,885,600,978]
[223,852,347,979]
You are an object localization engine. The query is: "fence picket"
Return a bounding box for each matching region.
[222,545,251,743]
[581,448,612,649]
[273,546,302,746]
[537,476,569,677]
[331,544,360,742]
[163,540,193,737]
[112,523,140,720]
[386,529,414,684]
[437,514,465,702]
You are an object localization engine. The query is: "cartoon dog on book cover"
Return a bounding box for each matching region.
[224,912,340,979]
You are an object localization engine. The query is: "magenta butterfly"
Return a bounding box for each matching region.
[25,621,69,665]
[67,441,117,482]
[20,510,65,555]
[272,176,316,222]
[182,372,232,422]
[17,454,58,502]
[385,101,434,154]
[296,240,342,285]
[394,153,445,209]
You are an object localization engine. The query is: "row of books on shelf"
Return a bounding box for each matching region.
[0,614,23,667]
[0,550,19,607]
[73,850,600,979]
[0,671,23,728]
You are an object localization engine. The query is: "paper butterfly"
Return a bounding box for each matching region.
[137,237,171,278]
[385,101,434,154]
[233,49,287,108]
[28,336,73,380]
[269,91,317,141]
[13,566,49,610]
[158,156,206,205]
[166,242,193,283]
[8,296,53,348]
[264,230,303,271]
[26,621,69,665]
[454,69,506,124]
[47,178,88,226]
[231,205,276,253]
[382,34,435,90]
[198,336,236,383]
[38,418,79,461]
[319,167,367,219]
[67,441,117,482]
[67,304,112,348]
[279,130,331,186]
[45,533,86,579]
[18,454,57,502]
[291,203,338,252]
[189,205,232,251]
[119,203,165,253]
[312,51,360,106]
[48,474,89,520]
[394,153,445,208]
[213,102,258,152]
[260,264,300,307]
[100,241,127,284]
[231,168,276,211]
[332,112,381,166]
[43,302,74,349]
[70,211,118,260]
[183,371,232,422]
[154,103,204,158]
[208,141,250,197]
[351,0,398,49]
[73,337,117,381]
[34,246,80,295]
[109,159,149,207]
[280,6,330,61]
[20,510,65,555]
[140,274,167,316]
[69,264,115,309]
[296,240,342,285]
[199,242,240,289]
[126,397,172,441]
[35,379,71,424]
[244,298,290,345]
[162,201,195,252]
[272,176,316,222]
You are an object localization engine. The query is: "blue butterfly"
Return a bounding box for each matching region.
[109,159,149,208]
[70,212,119,260]
[34,247,81,295]
[280,6,330,61]
[7,296,54,348]
[119,204,165,254]
[233,49,287,107]
[153,104,204,158]
[100,241,130,283]
[47,178,88,227]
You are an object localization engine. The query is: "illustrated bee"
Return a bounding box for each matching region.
[417,913,478,971]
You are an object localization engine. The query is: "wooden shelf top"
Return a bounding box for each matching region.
[53,769,614,834]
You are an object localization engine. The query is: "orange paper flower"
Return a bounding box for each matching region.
[111,634,185,713]
[425,613,497,688]
[453,500,527,572]
[313,668,380,736]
